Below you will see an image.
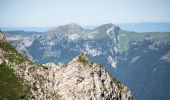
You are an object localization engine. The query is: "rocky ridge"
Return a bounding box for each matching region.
[0,32,133,100]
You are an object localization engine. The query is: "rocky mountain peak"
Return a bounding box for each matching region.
[63,23,83,31]
[88,23,121,39]
[67,23,81,27]
[48,23,85,35]
[63,53,134,100]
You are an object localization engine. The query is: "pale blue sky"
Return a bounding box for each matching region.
[0,0,170,27]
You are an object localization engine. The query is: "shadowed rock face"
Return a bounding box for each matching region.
[0,34,133,100]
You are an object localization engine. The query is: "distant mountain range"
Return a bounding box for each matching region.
[1,22,170,32]
[4,23,170,100]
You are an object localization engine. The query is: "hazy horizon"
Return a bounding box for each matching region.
[0,0,170,27]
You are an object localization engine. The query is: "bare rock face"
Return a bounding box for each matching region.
[0,32,6,64]
[26,53,133,100]
[50,53,134,100]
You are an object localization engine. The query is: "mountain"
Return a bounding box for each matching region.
[0,32,133,99]
[5,23,170,100]
[25,23,124,64]
[117,22,170,32]
[2,22,170,33]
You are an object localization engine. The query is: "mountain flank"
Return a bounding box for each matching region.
[0,32,134,100]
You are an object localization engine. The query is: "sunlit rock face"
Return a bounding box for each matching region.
[24,53,134,99]
[43,53,133,100]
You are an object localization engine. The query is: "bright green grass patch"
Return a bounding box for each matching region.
[77,53,89,65]
[0,63,28,99]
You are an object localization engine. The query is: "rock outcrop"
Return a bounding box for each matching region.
[0,32,6,42]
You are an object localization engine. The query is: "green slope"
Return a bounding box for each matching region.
[0,63,28,99]
[0,41,31,99]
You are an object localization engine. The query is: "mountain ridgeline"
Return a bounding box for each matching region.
[5,23,170,100]
[0,32,133,99]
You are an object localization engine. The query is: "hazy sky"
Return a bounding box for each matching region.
[0,0,170,27]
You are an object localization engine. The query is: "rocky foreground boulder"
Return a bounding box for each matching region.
[0,33,134,100]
